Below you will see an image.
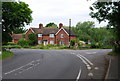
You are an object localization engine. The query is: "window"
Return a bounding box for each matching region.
[38,40,42,44]
[50,40,54,45]
[60,41,65,45]
[38,34,42,37]
[49,34,54,38]
[61,34,64,38]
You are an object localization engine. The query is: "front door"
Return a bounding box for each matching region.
[43,40,48,46]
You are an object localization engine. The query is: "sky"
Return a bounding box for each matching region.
[20,0,108,29]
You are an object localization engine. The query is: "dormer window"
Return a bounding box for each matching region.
[49,34,54,38]
[38,34,42,37]
[61,34,64,38]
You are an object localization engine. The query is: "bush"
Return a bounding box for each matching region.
[18,39,28,47]
[101,45,112,49]
[2,45,21,50]
[28,33,37,45]
[59,45,67,49]
[7,42,17,45]
[70,40,76,46]
[46,44,54,47]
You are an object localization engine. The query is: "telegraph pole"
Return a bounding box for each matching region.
[69,19,71,48]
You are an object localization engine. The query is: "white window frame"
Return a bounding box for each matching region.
[49,34,54,38]
[60,41,65,45]
[61,34,64,38]
[38,34,42,37]
[38,40,42,44]
[50,40,54,45]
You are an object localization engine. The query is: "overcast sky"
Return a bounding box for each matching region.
[20,0,108,29]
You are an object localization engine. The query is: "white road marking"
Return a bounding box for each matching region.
[76,69,81,81]
[88,72,93,77]
[94,67,99,70]
[85,52,97,54]
[87,66,92,70]
[78,54,93,66]
[77,55,89,66]
[4,59,41,75]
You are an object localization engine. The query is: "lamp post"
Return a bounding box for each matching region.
[69,19,71,48]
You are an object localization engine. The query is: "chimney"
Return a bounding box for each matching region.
[59,23,63,29]
[39,23,43,29]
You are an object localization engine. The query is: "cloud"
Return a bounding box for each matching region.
[21,0,107,28]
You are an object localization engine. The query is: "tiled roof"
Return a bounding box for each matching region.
[31,27,76,36]
[12,34,22,40]
[38,28,59,35]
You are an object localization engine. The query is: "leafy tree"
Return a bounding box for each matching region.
[2,1,32,44]
[89,1,120,53]
[72,21,95,42]
[13,27,27,34]
[45,22,57,28]
[28,33,37,45]
[72,21,113,45]
[18,39,28,47]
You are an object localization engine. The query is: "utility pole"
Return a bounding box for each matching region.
[69,19,71,48]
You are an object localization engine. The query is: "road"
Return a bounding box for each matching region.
[2,49,112,80]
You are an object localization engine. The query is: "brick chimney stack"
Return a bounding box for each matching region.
[59,23,63,29]
[39,23,43,29]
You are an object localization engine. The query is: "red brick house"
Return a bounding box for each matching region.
[12,34,22,43]
[25,23,76,46]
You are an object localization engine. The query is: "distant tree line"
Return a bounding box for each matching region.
[72,21,114,45]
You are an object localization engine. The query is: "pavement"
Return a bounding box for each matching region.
[105,55,119,80]
[1,49,117,80]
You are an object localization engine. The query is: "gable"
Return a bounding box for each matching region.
[25,28,35,34]
[55,28,69,36]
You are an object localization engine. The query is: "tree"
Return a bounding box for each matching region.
[72,21,113,45]
[28,33,37,45]
[13,27,27,34]
[72,21,95,42]
[2,1,32,44]
[45,22,57,28]
[89,1,120,53]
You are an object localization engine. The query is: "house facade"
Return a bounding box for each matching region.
[25,23,76,46]
[12,34,22,43]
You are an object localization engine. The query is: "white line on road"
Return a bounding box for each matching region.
[77,55,90,67]
[4,59,41,75]
[76,69,81,81]
[78,54,93,66]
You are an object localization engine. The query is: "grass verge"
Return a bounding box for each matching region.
[0,51,14,60]
[108,51,120,56]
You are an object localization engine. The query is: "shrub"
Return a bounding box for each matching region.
[7,42,17,45]
[2,45,21,49]
[28,33,37,45]
[70,40,76,47]
[59,45,67,49]
[18,39,28,47]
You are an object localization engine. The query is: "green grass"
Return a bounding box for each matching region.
[0,51,14,60]
[108,51,120,56]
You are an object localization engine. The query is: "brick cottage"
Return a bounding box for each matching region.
[13,23,76,46]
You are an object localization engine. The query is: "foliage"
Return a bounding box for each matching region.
[28,33,37,45]
[70,40,76,46]
[72,21,113,44]
[45,22,57,28]
[89,1,120,53]
[0,51,14,60]
[2,1,32,44]
[13,27,27,34]
[17,39,28,47]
